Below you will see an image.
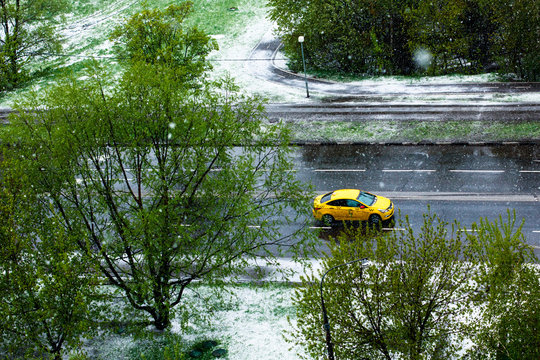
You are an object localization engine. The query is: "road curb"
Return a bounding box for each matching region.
[290,140,540,146]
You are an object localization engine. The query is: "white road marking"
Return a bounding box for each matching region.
[382,169,436,173]
[449,170,505,174]
[313,169,515,174]
[77,177,133,182]
[533,230,540,233]
[314,169,366,172]
[520,170,540,173]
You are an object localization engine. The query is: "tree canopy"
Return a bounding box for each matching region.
[6,12,315,329]
[109,2,218,86]
[268,0,540,80]
[0,0,70,91]
[289,211,539,359]
[0,152,102,359]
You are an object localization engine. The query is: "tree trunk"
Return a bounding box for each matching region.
[152,286,171,330]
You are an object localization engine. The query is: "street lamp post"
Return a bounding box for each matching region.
[298,35,310,98]
[320,258,369,360]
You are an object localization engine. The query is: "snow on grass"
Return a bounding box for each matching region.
[86,283,307,360]
[182,285,305,360]
[288,119,540,144]
[83,259,323,360]
[2,0,539,107]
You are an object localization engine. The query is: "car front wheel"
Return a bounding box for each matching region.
[368,214,382,228]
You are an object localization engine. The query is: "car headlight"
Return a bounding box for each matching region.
[378,203,393,213]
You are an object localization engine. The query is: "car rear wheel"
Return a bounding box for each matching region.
[322,214,334,226]
[368,214,382,228]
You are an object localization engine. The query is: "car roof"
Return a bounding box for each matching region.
[331,189,361,200]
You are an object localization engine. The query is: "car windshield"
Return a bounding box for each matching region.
[357,191,376,206]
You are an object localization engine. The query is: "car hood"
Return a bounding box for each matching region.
[374,196,392,209]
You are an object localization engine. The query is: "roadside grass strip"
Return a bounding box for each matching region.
[289,120,540,144]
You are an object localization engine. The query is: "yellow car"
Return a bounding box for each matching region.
[313,189,394,226]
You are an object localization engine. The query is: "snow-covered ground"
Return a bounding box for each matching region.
[92,284,307,360]
[4,0,538,109]
[88,260,320,360]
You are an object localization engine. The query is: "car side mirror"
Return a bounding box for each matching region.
[360,205,366,209]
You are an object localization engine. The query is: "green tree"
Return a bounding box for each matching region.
[7,59,316,330]
[406,0,471,75]
[0,0,70,91]
[268,0,415,76]
[0,154,102,359]
[268,0,539,79]
[289,212,478,360]
[466,212,540,359]
[486,0,540,81]
[460,0,497,72]
[110,2,218,86]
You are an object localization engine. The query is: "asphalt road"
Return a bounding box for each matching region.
[2,31,539,259]
[285,144,540,256]
[246,32,540,255]
[265,103,540,123]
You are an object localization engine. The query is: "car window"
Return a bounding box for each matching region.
[357,192,376,206]
[320,192,333,203]
[345,199,362,207]
[327,199,347,207]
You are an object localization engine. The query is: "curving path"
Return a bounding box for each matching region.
[245,29,540,99]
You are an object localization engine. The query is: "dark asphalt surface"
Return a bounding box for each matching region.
[246,34,540,256]
[266,103,540,122]
[283,144,540,257]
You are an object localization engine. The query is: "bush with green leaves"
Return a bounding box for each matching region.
[465,212,540,359]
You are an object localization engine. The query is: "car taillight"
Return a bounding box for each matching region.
[314,207,321,211]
